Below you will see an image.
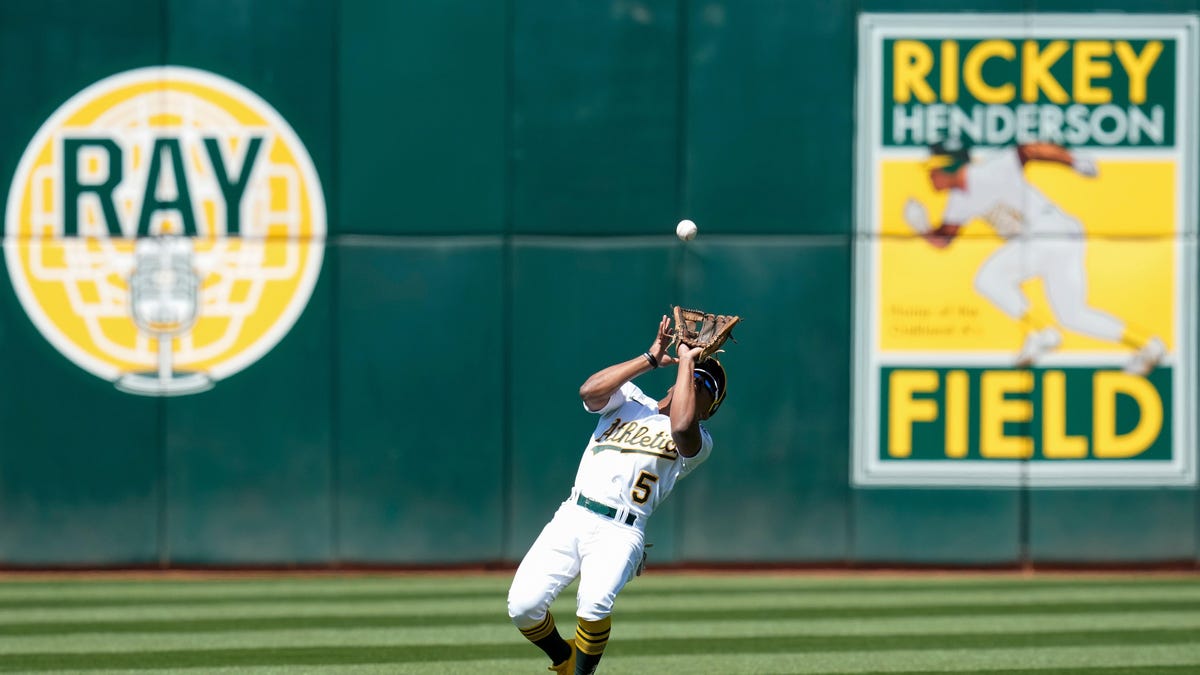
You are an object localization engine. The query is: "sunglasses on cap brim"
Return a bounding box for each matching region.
[693,369,721,415]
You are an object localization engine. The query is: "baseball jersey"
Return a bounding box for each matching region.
[942,148,1082,238]
[573,381,712,526]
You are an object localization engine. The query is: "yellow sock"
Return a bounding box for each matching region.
[519,612,557,642]
[576,615,611,656]
[520,612,572,665]
[1120,325,1151,350]
[1020,311,1051,333]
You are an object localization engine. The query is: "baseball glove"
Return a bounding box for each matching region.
[635,543,653,577]
[671,306,740,360]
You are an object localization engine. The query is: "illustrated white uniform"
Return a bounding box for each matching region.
[507,381,712,624]
[946,148,1124,343]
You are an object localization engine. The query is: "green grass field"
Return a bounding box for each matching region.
[0,572,1198,673]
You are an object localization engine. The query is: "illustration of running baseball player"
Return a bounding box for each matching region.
[902,140,1165,375]
[507,315,727,674]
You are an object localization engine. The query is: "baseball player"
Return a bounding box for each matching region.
[902,140,1165,376]
[507,314,727,674]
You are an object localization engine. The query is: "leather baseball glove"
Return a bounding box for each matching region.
[671,306,740,360]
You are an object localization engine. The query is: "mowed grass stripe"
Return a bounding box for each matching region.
[2,629,1199,672]
[0,591,506,611]
[522,645,1200,675]
[0,576,512,595]
[0,580,511,605]
[894,669,1200,675]
[4,597,1200,636]
[3,610,1200,654]
[65,662,1200,675]
[596,645,1200,675]
[0,573,1192,596]
[0,578,1195,610]
[619,575,1200,595]
[0,576,1195,606]
[5,584,1200,624]
[27,651,1199,675]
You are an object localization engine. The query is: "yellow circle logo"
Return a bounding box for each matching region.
[4,67,325,395]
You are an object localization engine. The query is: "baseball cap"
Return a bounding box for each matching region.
[924,138,971,173]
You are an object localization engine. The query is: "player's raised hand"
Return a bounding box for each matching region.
[903,198,932,234]
[676,342,704,363]
[649,315,677,367]
[1071,155,1098,177]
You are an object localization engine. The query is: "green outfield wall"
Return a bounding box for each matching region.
[0,0,1196,567]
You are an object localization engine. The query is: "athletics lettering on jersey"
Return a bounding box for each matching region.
[593,418,678,456]
[980,203,1025,237]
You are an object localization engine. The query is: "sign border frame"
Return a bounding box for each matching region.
[852,12,1200,487]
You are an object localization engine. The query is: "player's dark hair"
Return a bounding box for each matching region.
[927,139,971,172]
[695,358,727,417]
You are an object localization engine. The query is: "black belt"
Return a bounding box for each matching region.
[576,494,637,526]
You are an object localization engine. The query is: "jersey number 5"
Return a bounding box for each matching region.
[631,471,659,504]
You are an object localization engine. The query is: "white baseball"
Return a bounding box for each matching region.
[676,219,698,241]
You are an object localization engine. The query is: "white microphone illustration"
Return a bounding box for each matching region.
[117,236,212,395]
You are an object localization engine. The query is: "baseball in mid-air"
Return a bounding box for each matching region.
[676,219,698,241]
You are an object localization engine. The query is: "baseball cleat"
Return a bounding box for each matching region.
[548,638,576,674]
[1015,327,1062,368]
[1124,337,1166,376]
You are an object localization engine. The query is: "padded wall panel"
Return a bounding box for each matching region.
[687,0,855,234]
[0,0,166,566]
[166,0,336,235]
[339,0,507,235]
[336,240,505,562]
[512,0,680,234]
[0,296,161,564]
[1029,489,1196,563]
[853,488,1022,564]
[164,244,333,563]
[674,239,853,561]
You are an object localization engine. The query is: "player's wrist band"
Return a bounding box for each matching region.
[642,351,658,369]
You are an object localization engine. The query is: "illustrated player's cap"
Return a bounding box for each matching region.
[694,357,728,417]
[924,138,971,173]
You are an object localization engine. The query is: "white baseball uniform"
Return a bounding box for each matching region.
[944,148,1124,342]
[508,381,712,624]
